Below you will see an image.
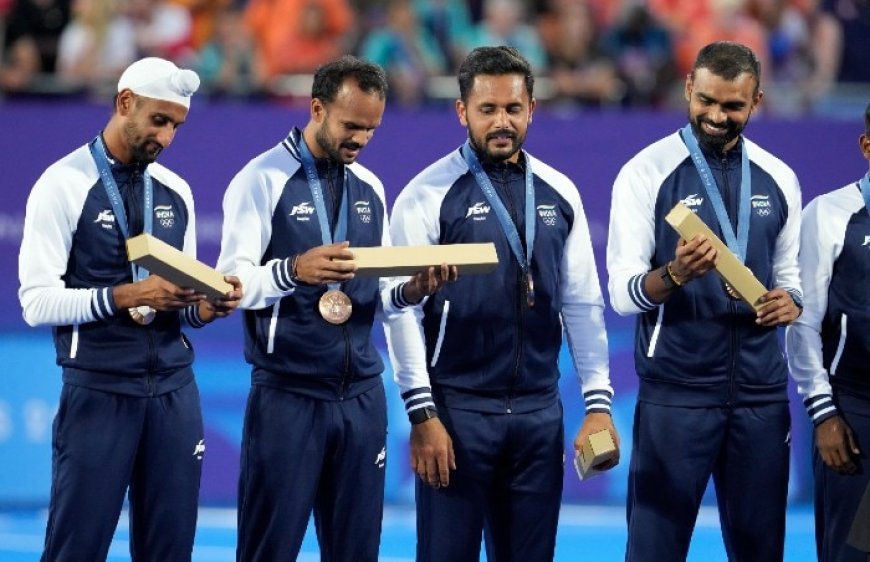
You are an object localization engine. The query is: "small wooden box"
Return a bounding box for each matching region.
[664,203,768,311]
[126,234,233,300]
[575,429,618,481]
[348,243,499,277]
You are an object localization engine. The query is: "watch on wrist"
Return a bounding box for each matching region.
[409,406,438,425]
[659,264,679,290]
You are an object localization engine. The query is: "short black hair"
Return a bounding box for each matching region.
[457,46,534,103]
[865,102,870,135]
[691,41,761,93]
[311,55,388,104]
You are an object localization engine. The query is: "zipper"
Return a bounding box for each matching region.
[146,326,155,396]
[339,321,351,400]
[496,166,522,414]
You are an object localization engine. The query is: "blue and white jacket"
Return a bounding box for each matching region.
[786,180,870,425]
[216,128,406,400]
[18,137,206,397]
[607,130,802,407]
[387,147,613,417]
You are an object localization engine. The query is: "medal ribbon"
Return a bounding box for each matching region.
[680,124,752,263]
[460,141,536,276]
[89,135,153,282]
[860,173,870,213]
[297,134,349,292]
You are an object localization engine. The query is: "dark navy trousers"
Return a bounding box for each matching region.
[236,382,388,562]
[815,393,870,562]
[625,401,790,562]
[41,380,204,562]
[416,401,564,562]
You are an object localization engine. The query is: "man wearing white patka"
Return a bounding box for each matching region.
[18,57,242,562]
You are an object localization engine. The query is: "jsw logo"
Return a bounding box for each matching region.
[680,194,704,207]
[94,209,115,223]
[466,202,491,218]
[374,446,386,468]
[863,236,870,247]
[290,202,316,216]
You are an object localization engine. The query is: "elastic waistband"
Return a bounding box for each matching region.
[638,378,788,407]
[433,385,559,414]
[252,367,382,401]
[62,366,194,397]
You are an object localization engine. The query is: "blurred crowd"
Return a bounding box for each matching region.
[1,0,868,114]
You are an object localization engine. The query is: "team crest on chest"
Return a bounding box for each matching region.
[155,205,175,228]
[751,195,772,217]
[354,200,372,224]
[537,204,557,226]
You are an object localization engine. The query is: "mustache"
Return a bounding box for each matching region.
[341,142,362,151]
[486,130,516,141]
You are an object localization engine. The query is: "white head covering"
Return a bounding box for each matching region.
[117,57,201,109]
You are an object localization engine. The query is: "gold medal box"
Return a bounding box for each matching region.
[664,203,767,311]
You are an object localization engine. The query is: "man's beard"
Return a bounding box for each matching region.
[316,126,361,165]
[469,130,523,163]
[129,141,162,164]
[689,115,745,153]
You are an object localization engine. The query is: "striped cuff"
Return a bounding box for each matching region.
[391,282,414,309]
[184,303,207,328]
[402,387,436,416]
[628,273,657,311]
[273,258,297,292]
[584,389,613,415]
[804,394,837,426]
[90,287,117,320]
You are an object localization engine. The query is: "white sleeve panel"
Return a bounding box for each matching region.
[606,137,680,316]
[384,156,457,396]
[745,139,803,295]
[19,150,115,326]
[216,147,293,311]
[530,156,611,400]
[785,187,855,408]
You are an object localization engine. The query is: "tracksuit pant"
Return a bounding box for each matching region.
[41,379,204,562]
[416,401,564,562]
[816,393,870,562]
[236,382,387,562]
[625,400,790,562]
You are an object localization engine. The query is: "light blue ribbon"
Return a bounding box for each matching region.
[89,135,153,282]
[297,135,349,292]
[680,124,752,263]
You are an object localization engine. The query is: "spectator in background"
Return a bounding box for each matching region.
[360,0,447,107]
[822,0,870,84]
[245,0,353,84]
[55,0,136,90]
[602,4,674,107]
[167,0,229,51]
[747,0,841,114]
[538,0,624,106]
[465,0,547,72]
[124,0,194,62]
[412,0,473,71]
[1,0,71,92]
[194,6,259,96]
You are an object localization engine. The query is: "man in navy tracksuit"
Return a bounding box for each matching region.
[216,56,452,562]
[786,103,870,562]
[607,42,804,561]
[387,46,619,562]
[17,58,242,562]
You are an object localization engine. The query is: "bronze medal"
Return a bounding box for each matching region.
[129,306,156,325]
[526,273,535,308]
[319,289,352,325]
